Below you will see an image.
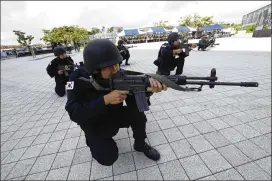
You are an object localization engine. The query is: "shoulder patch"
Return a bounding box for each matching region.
[161,45,166,48]
[66,81,74,90]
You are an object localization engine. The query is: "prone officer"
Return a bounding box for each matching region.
[65,39,167,166]
[46,47,75,97]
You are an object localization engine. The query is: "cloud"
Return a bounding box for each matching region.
[1,1,270,45]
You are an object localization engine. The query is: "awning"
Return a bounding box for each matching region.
[200,24,224,31]
[118,29,145,36]
[172,26,191,32]
[146,27,167,34]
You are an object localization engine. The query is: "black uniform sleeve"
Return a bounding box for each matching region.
[65,70,109,124]
[46,59,58,78]
[161,45,174,59]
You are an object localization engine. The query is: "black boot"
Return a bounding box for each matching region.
[134,142,160,161]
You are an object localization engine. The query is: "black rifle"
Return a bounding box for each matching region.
[58,61,84,75]
[179,43,198,56]
[58,65,74,76]
[74,61,84,69]
[124,45,136,49]
[72,68,259,112]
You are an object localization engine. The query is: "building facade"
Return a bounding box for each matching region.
[241,3,271,29]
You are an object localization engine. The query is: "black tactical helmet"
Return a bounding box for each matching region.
[83,39,123,74]
[53,46,66,57]
[118,40,124,45]
[168,32,180,43]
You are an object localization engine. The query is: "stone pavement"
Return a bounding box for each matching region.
[1,37,271,180]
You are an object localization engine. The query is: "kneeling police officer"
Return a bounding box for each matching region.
[65,39,167,166]
[117,40,130,65]
[154,32,188,76]
[46,47,75,97]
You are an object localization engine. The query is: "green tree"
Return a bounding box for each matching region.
[40,29,52,43]
[200,15,214,27]
[88,27,101,35]
[41,26,89,45]
[178,15,194,27]
[153,20,174,29]
[244,24,257,33]
[178,13,214,28]
[72,26,89,45]
[107,27,114,33]
[13,30,34,50]
[117,27,123,33]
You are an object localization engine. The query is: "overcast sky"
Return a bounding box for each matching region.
[1,1,270,45]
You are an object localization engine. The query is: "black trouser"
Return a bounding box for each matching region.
[156,69,170,76]
[175,58,185,75]
[55,82,66,97]
[80,107,147,166]
[157,60,185,76]
[120,51,130,65]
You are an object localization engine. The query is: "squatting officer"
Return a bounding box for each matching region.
[154,32,189,76]
[117,39,130,65]
[46,47,75,97]
[65,39,167,166]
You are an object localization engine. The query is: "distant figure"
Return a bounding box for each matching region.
[46,47,75,97]
[77,43,81,52]
[117,40,130,65]
[13,48,18,58]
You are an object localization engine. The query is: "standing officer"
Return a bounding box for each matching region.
[65,39,167,166]
[117,39,130,65]
[154,32,188,76]
[46,47,75,97]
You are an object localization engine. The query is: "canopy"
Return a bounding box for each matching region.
[172,26,191,32]
[200,24,224,31]
[187,26,197,31]
[146,27,167,34]
[118,29,145,36]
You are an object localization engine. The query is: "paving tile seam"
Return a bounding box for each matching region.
[148,104,270,123]
[1,121,62,153]
[153,128,192,180]
[3,131,270,170]
[43,126,71,181]
[167,123,271,180]
[3,155,39,180]
[125,129,139,181]
[172,131,219,179]
[1,117,70,146]
[1,92,269,124]
[3,123,269,161]
[65,130,85,181]
[1,92,56,118]
[144,115,271,134]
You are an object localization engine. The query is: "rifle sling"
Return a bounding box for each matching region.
[77,77,110,91]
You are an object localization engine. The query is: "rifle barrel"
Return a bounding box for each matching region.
[186,76,218,81]
[186,81,259,87]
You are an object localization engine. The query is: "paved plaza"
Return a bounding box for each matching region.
[1,37,271,180]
